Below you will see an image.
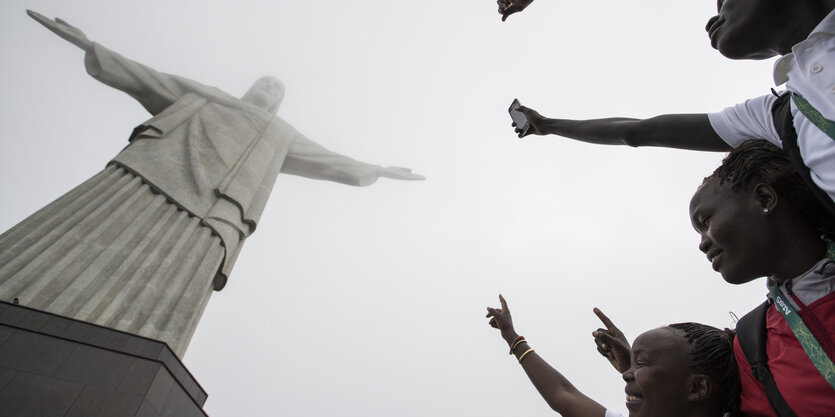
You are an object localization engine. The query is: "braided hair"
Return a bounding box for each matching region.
[668,322,740,417]
[704,140,835,236]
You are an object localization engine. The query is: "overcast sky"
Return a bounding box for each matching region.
[0,1,780,416]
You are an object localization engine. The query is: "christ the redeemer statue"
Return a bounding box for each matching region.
[0,11,424,357]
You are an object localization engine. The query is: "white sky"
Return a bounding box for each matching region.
[0,1,780,416]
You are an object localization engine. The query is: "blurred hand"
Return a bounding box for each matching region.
[498,0,535,22]
[486,294,515,336]
[592,307,631,373]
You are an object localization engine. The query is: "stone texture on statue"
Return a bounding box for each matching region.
[0,12,423,357]
[0,166,223,357]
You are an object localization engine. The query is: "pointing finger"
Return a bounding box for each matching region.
[593,307,617,332]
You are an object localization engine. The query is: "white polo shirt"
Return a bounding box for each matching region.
[708,10,835,204]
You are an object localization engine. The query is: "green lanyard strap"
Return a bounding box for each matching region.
[791,92,835,141]
[769,244,835,390]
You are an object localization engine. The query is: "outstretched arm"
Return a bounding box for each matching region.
[28,10,231,115]
[486,295,606,417]
[282,134,425,186]
[514,105,731,151]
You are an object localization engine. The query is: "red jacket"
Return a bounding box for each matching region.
[735,289,835,416]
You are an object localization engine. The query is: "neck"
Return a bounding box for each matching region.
[775,3,832,54]
[770,238,826,284]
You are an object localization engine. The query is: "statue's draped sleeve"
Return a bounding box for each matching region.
[84,43,238,116]
[281,135,381,186]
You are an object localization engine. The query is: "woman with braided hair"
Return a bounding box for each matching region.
[596,141,835,416]
[485,295,740,417]
[688,140,835,416]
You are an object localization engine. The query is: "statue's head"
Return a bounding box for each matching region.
[242,76,284,113]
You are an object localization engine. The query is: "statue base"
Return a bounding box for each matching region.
[0,300,208,417]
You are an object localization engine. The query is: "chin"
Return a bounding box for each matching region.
[721,272,760,285]
[716,43,777,60]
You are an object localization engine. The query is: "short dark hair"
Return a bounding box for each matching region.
[704,140,835,235]
[668,322,740,416]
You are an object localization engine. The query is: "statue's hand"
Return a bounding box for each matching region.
[27,10,93,51]
[378,166,425,181]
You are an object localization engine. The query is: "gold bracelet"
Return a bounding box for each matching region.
[518,348,535,363]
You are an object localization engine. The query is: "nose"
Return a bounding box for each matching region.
[622,367,634,382]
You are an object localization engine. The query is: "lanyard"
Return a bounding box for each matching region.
[768,282,835,390]
[791,92,835,141]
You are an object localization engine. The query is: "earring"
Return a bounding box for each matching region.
[763,208,770,214]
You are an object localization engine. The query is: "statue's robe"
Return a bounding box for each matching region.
[0,43,382,356]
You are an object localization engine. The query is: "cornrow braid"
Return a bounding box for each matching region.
[668,322,740,417]
[704,140,835,236]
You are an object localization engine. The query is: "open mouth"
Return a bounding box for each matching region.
[708,251,723,271]
[625,392,644,412]
[707,249,722,268]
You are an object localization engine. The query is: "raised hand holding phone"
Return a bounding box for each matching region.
[509,98,531,137]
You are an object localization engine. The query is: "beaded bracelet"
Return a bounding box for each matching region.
[509,336,527,354]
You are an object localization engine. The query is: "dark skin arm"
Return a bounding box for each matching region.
[514,105,731,151]
[486,295,606,417]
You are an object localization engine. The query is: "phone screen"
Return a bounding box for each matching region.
[508,99,530,135]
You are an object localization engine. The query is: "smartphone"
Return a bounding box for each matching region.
[508,99,530,136]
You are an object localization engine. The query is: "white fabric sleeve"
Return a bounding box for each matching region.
[604,409,625,417]
[707,93,782,148]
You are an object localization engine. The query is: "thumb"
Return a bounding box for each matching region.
[595,331,620,347]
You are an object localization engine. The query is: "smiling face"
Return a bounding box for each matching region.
[688,178,775,284]
[622,327,694,417]
[705,0,800,59]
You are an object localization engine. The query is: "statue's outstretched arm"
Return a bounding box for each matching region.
[28,10,231,116]
[281,134,424,186]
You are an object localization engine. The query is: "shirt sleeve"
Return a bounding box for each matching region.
[707,93,782,148]
[604,409,625,417]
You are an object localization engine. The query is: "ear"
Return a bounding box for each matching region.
[688,374,711,402]
[752,183,778,214]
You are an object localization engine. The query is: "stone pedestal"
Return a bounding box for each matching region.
[0,300,208,417]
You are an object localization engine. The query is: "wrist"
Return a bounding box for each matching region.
[539,117,562,135]
[501,329,519,345]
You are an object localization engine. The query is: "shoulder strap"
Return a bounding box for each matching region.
[769,284,835,389]
[771,93,835,219]
[791,92,835,141]
[736,301,799,417]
